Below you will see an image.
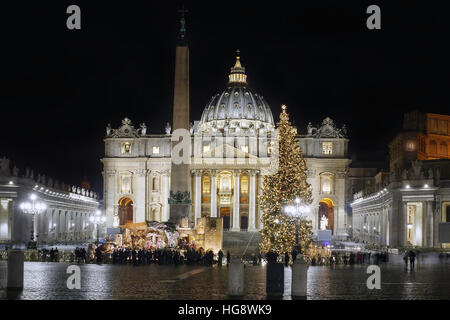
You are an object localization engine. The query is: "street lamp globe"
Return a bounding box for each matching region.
[282,198,311,254]
[20,193,47,248]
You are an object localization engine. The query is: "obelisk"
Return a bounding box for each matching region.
[169,8,191,224]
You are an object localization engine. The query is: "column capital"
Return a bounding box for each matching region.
[134,169,148,177]
[161,169,171,176]
[210,169,218,177]
[192,169,203,177]
[249,169,259,176]
[105,169,117,176]
[232,169,241,177]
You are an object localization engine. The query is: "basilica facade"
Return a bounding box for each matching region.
[101,46,352,240]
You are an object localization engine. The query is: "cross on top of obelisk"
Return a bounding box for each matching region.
[177,6,188,43]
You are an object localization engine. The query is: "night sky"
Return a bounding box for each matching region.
[1,0,450,193]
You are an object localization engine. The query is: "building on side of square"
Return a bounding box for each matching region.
[298,118,351,239]
[0,158,100,248]
[351,111,450,248]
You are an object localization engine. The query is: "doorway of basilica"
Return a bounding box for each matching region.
[220,207,231,230]
[319,198,334,234]
[118,197,133,226]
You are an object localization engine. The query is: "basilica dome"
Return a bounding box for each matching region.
[198,51,274,134]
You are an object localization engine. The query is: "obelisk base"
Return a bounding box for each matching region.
[169,204,191,226]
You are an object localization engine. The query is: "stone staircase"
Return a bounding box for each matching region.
[222,231,262,258]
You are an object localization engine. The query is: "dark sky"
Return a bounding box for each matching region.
[1,0,450,193]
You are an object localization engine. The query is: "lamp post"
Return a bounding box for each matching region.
[283,198,311,253]
[90,210,106,244]
[20,193,47,249]
[283,197,311,299]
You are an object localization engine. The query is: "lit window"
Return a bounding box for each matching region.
[202,176,210,195]
[203,145,210,153]
[240,145,249,153]
[240,176,249,194]
[322,142,333,155]
[406,141,415,151]
[320,172,333,194]
[121,142,132,154]
[152,146,160,154]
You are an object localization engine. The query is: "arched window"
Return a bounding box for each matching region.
[429,140,437,154]
[320,172,334,195]
[440,142,448,156]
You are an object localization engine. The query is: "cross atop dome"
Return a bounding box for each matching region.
[228,49,247,84]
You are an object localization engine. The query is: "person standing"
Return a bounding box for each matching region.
[226,251,231,267]
[217,250,224,267]
[284,252,290,267]
[132,249,137,266]
[409,250,416,271]
[403,252,409,271]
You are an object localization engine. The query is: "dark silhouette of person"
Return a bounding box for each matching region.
[409,250,416,271]
[217,250,223,267]
[349,252,355,265]
[226,251,231,267]
[95,247,103,264]
[284,252,290,267]
[403,252,409,271]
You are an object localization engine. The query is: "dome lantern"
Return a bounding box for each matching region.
[228,49,247,85]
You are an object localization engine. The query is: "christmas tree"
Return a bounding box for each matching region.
[259,105,313,255]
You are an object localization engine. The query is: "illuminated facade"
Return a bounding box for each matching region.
[101,55,353,240]
[352,111,450,248]
[390,111,450,173]
[0,158,100,247]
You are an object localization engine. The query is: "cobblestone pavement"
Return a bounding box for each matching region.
[0,253,449,300]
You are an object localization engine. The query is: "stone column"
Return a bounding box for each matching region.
[433,204,440,248]
[210,170,218,218]
[59,212,65,242]
[162,170,170,222]
[248,170,257,231]
[54,210,60,242]
[425,201,434,248]
[232,170,240,231]
[258,174,264,230]
[135,169,147,224]
[104,169,117,228]
[400,202,407,247]
[193,170,202,226]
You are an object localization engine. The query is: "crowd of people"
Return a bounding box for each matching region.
[309,251,389,266]
[23,244,442,271]
[39,248,60,262]
[89,245,233,266]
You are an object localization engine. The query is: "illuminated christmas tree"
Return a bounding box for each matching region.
[259,105,313,255]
